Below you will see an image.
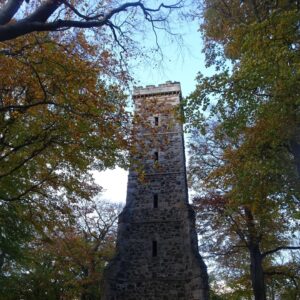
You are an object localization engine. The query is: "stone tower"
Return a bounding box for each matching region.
[103,82,208,300]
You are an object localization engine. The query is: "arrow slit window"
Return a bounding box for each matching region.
[152,241,157,257]
[153,194,158,208]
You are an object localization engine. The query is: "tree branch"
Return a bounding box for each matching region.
[0,0,24,25]
[0,1,181,42]
[262,246,300,258]
[60,0,93,21]
[0,137,53,179]
[24,0,61,23]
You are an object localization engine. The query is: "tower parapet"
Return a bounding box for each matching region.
[133,81,181,98]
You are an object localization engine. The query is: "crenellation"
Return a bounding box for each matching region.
[133,82,181,100]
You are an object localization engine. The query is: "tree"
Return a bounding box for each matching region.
[185,1,300,298]
[188,124,300,299]
[186,0,300,174]
[1,33,129,198]
[0,32,129,281]
[0,0,182,43]
[0,198,121,300]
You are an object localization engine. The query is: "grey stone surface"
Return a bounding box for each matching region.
[103,82,209,300]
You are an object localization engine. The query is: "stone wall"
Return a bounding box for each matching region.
[102,82,208,300]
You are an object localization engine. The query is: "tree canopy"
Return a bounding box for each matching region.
[0,32,129,290]
[0,32,129,203]
[1,198,121,300]
[185,0,300,298]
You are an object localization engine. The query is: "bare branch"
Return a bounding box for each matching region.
[262,246,300,258]
[0,1,181,42]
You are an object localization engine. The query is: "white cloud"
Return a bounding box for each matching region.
[93,168,128,203]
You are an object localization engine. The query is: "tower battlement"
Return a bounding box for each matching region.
[133,81,181,99]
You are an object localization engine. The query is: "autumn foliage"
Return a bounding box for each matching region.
[186,0,300,299]
[0,30,129,297]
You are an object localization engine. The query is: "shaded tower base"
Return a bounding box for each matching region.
[103,204,208,300]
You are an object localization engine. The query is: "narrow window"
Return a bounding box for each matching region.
[152,241,157,257]
[153,194,158,208]
[154,116,159,126]
[154,151,158,161]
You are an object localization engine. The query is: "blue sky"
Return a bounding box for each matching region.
[132,19,206,96]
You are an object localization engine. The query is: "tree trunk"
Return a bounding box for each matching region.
[0,251,5,272]
[244,207,267,300]
[290,139,300,177]
[249,244,266,300]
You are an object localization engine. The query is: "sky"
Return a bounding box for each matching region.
[94,18,208,203]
